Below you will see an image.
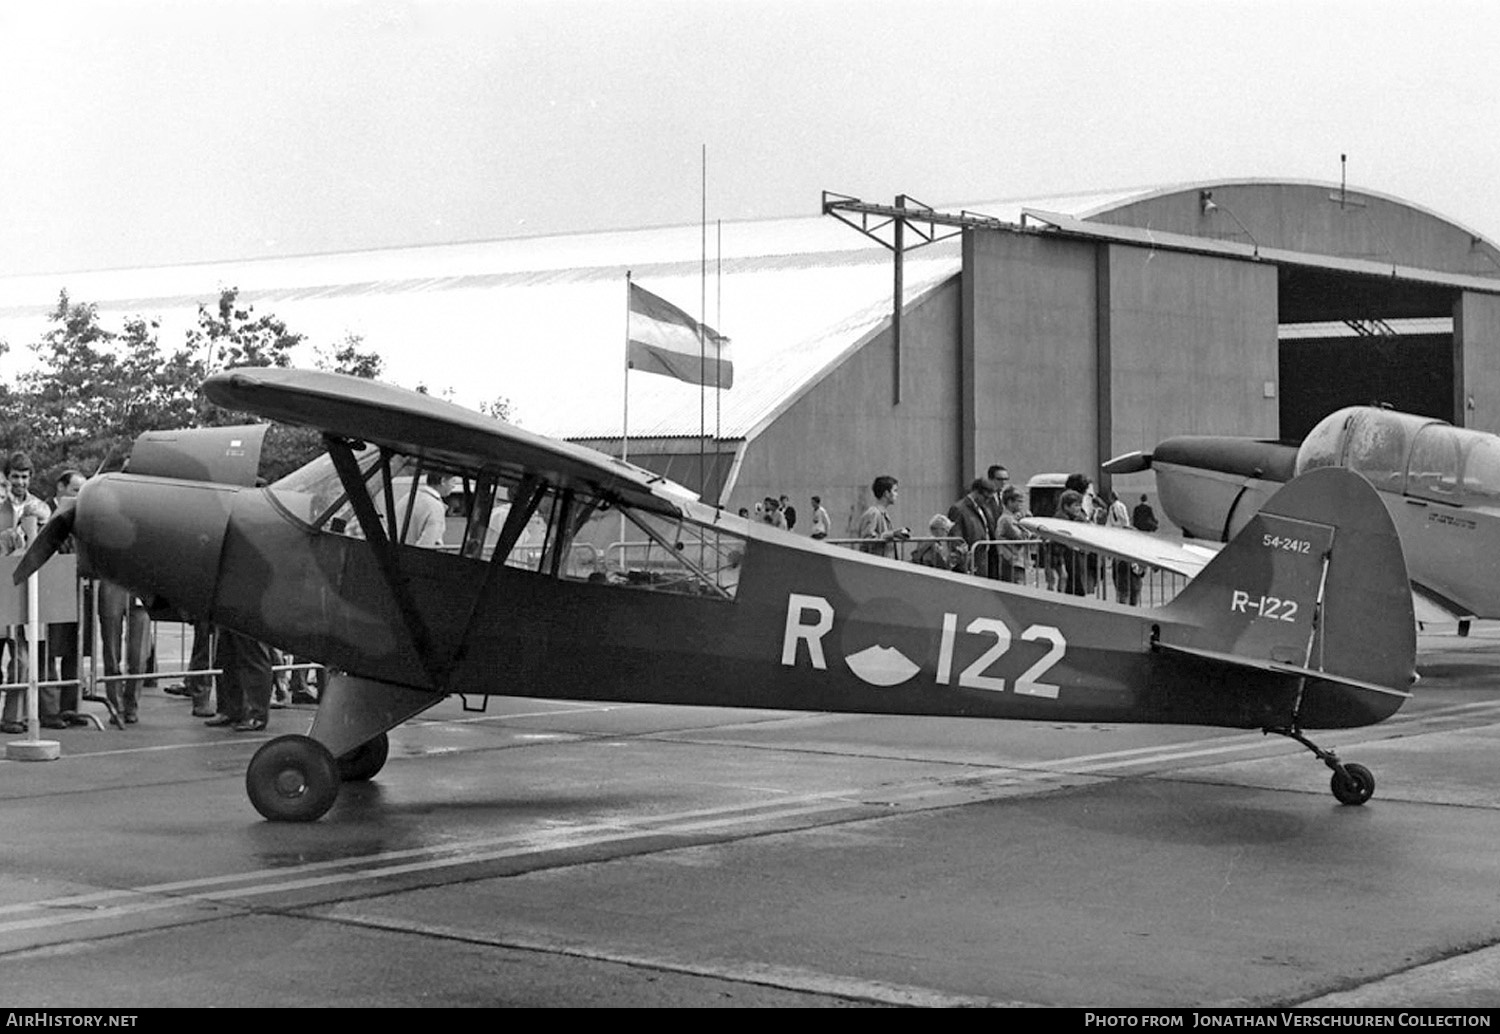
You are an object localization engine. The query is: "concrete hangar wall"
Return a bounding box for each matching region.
[729,275,964,538]
[960,227,1278,497]
[727,181,1500,531]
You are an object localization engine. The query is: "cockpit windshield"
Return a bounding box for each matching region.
[1296,406,1500,506]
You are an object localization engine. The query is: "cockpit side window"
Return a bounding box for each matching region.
[1342,411,1411,493]
[1461,435,1500,503]
[267,447,382,530]
[269,446,464,548]
[1407,426,1462,501]
[565,504,745,599]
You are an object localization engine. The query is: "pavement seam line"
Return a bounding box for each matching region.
[314,909,1037,1009]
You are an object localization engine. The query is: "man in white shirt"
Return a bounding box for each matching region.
[1,452,51,733]
[391,473,450,548]
[809,495,831,540]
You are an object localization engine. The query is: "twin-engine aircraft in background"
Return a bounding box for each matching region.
[1107,406,1500,630]
[19,370,1417,821]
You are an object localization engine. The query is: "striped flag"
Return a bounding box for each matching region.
[627,282,733,389]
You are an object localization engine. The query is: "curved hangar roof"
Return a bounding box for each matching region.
[1,179,1495,441]
[980,178,1500,280]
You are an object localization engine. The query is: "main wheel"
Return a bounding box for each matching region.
[337,732,389,782]
[247,735,341,822]
[1330,762,1375,806]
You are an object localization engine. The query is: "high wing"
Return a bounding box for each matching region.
[203,368,700,518]
[1020,517,1218,579]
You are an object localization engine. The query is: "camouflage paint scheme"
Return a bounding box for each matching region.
[24,371,1418,820]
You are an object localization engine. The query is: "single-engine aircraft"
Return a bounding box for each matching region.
[1107,406,1500,629]
[17,370,1418,821]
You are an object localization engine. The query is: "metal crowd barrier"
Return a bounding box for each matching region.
[821,534,965,566]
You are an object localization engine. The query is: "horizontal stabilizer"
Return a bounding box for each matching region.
[1022,518,1213,578]
[1154,640,1411,701]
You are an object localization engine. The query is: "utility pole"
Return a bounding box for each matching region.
[821,192,1006,405]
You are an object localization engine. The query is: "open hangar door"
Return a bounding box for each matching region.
[1276,264,1458,442]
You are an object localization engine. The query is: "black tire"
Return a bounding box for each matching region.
[246,735,341,822]
[1331,762,1375,806]
[337,732,389,782]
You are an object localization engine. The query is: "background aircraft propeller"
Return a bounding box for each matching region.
[1103,450,1153,475]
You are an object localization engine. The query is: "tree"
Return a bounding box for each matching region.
[184,287,303,429]
[4,288,444,488]
[186,288,327,480]
[186,287,302,373]
[11,291,133,476]
[4,287,322,486]
[479,396,515,423]
[315,334,383,380]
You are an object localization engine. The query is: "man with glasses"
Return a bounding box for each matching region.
[980,464,1011,579]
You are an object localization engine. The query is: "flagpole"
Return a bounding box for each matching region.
[699,143,707,502]
[623,270,631,467]
[622,270,631,547]
[715,217,723,506]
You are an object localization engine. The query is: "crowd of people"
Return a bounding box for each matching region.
[739,493,833,539]
[733,466,1163,606]
[834,463,1162,605]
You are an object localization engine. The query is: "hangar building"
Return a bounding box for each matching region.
[2,178,1498,535]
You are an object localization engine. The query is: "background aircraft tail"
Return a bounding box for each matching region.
[1158,466,1416,721]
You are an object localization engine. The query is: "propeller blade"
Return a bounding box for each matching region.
[13,502,77,584]
[1103,450,1153,475]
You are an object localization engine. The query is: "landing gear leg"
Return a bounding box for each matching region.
[1265,726,1376,806]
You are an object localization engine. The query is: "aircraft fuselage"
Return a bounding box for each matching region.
[75,472,1402,734]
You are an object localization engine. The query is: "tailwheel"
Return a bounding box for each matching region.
[1330,762,1375,806]
[337,732,389,782]
[1266,726,1377,806]
[247,734,341,822]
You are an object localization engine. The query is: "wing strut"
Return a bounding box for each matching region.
[324,434,446,689]
[458,474,499,560]
[495,475,546,563]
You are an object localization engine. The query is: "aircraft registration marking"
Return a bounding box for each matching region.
[1427,511,1477,531]
[1230,590,1299,622]
[1261,533,1312,554]
[782,594,1067,697]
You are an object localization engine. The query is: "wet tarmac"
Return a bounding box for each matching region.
[3,622,1500,1007]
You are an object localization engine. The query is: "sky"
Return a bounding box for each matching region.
[3,0,1500,278]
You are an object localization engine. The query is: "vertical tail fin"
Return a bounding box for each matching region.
[1160,467,1416,721]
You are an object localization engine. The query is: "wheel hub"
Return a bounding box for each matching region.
[274,768,309,798]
